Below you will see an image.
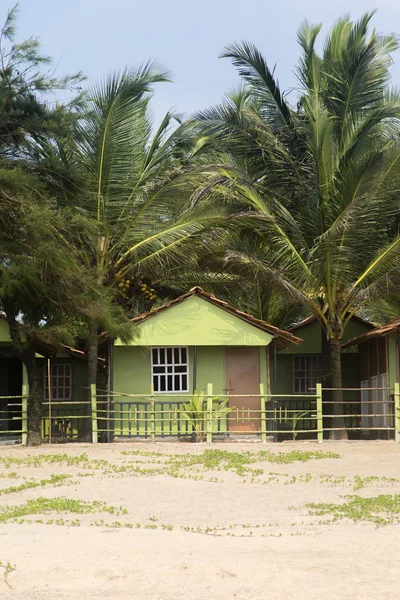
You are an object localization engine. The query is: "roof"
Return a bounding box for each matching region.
[61,345,105,363]
[342,318,400,348]
[289,313,374,332]
[0,314,103,361]
[130,287,302,349]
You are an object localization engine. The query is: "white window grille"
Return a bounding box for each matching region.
[151,347,189,393]
[44,363,72,401]
[293,355,320,394]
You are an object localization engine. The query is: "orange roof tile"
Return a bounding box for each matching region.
[342,318,400,348]
[289,313,374,332]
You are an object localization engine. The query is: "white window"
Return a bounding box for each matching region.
[44,363,72,401]
[151,347,189,393]
[294,355,320,394]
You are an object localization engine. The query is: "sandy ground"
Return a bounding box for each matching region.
[0,440,400,599]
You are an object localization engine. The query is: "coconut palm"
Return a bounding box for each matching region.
[196,13,400,438]
[33,63,230,439]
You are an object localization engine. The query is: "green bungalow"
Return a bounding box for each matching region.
[342,319,400,435]
[0,288,383,442]
[0,315,88,441]
[276,314,374,394]
[274,314,374,438]
[110,287,301,438]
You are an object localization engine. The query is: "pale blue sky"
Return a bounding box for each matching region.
[13,0,400,123]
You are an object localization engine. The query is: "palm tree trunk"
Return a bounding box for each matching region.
[328,337,348,440]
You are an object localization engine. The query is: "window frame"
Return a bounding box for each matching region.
[293,354,321,394]
[151,346,189,394]
[44,362,73,402]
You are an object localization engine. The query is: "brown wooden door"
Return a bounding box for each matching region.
[226,347,261,432]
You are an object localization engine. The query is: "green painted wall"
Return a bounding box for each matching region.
[0,321,11,343]
[114,347,145,395]
[114,347,167,397]
[195,346,226,395]
[279,320,321,355]
[274,355,293,395]
[116,296,274,347]
[279,318,371,356]
[341,320,372,353]
[112,344,268,437]
[275,348,360,395]
[113,345,267,398]
[0,319,27,344]
[113,345,230,398]
[260,346,267,391]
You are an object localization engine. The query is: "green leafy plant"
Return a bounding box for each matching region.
[197,14,400,440]
[180,392,232,442]
[0,473,74,497]
[307,494,400,525]
[282,410,315,440]
[0,497,127,524]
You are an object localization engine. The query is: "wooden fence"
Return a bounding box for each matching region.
[1,382,399,443]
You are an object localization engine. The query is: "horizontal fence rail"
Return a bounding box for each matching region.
[1,382,399,444]
[0,395,28,445]
[90,383,323,443]
[41,402,89,442]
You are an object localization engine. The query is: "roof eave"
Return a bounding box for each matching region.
[342,321,400,349]
[113,287,302,348]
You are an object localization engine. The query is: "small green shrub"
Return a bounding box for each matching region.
[307,494,400,525]
[0,497,127,524]
[180,392,232,442]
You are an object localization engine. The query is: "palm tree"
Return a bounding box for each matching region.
[34,64,230,439]
[196,13,400,438]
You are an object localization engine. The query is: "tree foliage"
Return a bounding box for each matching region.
[2,6,400,443]
[195,14,400,437]
[0,4,84,160]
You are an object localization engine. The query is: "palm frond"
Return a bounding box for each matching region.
[221,41,294,131]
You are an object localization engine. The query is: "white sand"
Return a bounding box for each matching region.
[1,440,400,599]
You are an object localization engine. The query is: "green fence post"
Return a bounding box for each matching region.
[206,383,213,445]
[316,383,323,443]
[395,383,400,444]
[21,383,28,446]
[260,383,267,443]
[91,383,98,444]
[150,384,156,442]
